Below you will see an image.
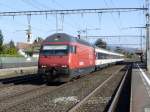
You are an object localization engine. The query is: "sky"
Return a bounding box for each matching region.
[0,0,146,49]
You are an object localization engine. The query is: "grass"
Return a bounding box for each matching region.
[0,54,24,57]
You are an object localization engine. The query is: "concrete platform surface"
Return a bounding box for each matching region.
[131,63,150,112]
[0,66,37,79]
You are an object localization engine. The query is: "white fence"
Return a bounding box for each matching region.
[0,57,38,69]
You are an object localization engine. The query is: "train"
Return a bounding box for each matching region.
[38,33,124,82]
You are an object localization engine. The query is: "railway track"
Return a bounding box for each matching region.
[108,66,131,112]
[0,85,46,101]
[0,74,65,103]
[0,76,64,111]
[68,73,115,112]
[0,74,38,84]
[68,65,128,112]
[0,85,63,111]
[0,74,40,90]
[0,65,126,112]
[68,64,131,112]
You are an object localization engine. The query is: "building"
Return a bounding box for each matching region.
[16,38,43,57]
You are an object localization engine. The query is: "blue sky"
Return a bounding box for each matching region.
[0,0,146,49]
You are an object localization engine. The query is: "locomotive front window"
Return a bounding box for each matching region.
[43,45,68,50]
[41,45,69,55]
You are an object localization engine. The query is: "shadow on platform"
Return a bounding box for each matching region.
[0,74,64,86]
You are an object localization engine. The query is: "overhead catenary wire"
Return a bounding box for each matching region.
[0,0,147,49]
[0,7,145,36]
[32,0,51,10]
[103,0,122,31]
[122,26,146,51]
[60,13,64,31]
[0,8,146,16]
[94,44,141,46]
[86,35,145,38]
[55,14,58,33]
[98,12,102,30]
[0,6,146,37]
[109,0,124,28]
[33,0,80,32]
[26,14,32,42]
[21,0,41,10]
[49,0,83,31]
[110,0,116,7]
[51,0,65,9]
[1,1,53,40]
[0,2,15,10]
[20,0,66,37]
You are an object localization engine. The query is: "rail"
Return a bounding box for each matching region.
[108,65,131,112]
[68,66,125,112]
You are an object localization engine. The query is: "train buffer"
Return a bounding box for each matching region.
[131,62,150,112]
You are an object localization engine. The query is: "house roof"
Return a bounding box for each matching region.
[16,42,31,50]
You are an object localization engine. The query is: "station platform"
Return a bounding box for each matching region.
[0,66,37,79]
[131,63,150,112]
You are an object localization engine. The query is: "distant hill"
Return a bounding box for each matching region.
[107,45,139,53]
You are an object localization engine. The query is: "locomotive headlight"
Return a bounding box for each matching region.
[62,65,67,68]
[41,65,47,68]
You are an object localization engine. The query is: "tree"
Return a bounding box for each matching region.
[0,30,4,53]
[9,40,15,48]
[32,36,43,50]
[33,37,43,44]
[115,46,124,53]
[95,38,107,49]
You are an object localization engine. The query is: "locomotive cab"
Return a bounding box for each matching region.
[38,44,76,81]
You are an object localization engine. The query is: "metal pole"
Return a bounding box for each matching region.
[86,27,88,39]
[56,14,58,33]
[145,0,149,70]
[141,29,143,51]
[0,57,2,69]
[27,14,32,43]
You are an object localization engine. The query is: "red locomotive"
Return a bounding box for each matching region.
[38,33,95,81]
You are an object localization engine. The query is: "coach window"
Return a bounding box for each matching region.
[98,53,100,59]
[73,46,76,53]
[70,46,76,53]
[99,53,101,59]
[96,53,98,59]
[101,53,104,59]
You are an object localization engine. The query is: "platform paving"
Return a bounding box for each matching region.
[0,66,37,79]
[131,63,150,112]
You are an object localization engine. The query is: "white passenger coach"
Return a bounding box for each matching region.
[95,47,124,69]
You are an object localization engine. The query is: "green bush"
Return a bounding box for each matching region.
[0,47,20,57]
[0,54,23,57]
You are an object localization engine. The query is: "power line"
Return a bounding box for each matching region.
[21,0,65,40]
[60,13,64,31]
[109,0,124,31]
[0,7,144,33]
[50,0,65,9]
[87,43,141,46]
[49,0,82,30]
[0,2,14,10]
[32,0,51,10]
[86,35,145,38]
[103,0,122,31]
[110,0,116,7]
[21,0,41,10]
[100,44,141,46]
[98,12,102,30]
[25,0,79,31]
[122,26,146,29]
[0,8,146,16]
